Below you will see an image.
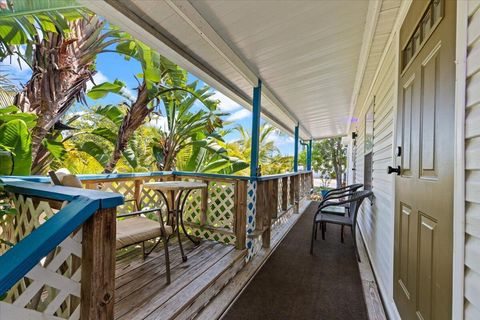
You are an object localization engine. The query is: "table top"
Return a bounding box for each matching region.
[143,181,207,191]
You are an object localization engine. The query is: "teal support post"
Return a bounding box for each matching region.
[307,139,312,171]
[293,125,299,172]
[250,80,262,177]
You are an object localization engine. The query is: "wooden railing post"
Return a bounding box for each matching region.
[200,180,209,226]
[234,180,247,250]
[289,176,294,209]
[81,207,117,320]
[255,181,266,235]
[271,178,279,219]
[282,177,288,212]
[134,179,142,211]
[255,181,272,248]
[293,175,300,213]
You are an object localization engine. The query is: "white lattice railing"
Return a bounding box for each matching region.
[81,173,247,248]
[0,195,81,319]
[0,180,122,320]
[176,176,239,246]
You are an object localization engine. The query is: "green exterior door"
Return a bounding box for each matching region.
[394,0,456,319]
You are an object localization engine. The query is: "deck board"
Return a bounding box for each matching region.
[114,239,245,320]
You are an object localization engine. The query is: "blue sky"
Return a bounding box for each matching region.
[1,43,297,156]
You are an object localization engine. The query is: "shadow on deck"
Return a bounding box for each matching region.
[114,238,246,320]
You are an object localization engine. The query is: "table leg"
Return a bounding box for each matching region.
[174,190,188,262]
[158,190,186,262]
[178,189,201,246]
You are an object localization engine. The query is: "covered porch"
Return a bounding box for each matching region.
[1,0,471,319]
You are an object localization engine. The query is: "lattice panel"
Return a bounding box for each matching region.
[0,194,81,320]
[178,178,236,245]
[96,181,136,214]
[206,182,235,229]
[246,180,257,261]
[140,177,169,213]
[183,190,202,225]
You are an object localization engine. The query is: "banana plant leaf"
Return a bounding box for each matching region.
[0,119,32,175]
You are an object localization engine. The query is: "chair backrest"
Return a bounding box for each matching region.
[48,170,83,188]
[348,190,373,225]
[324,183,363,199]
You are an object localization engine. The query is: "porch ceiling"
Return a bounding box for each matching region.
[81,0,400,140]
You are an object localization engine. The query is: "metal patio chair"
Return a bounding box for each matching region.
[317,183,364,216]
[48,170,173,283]
[310,190,373,261]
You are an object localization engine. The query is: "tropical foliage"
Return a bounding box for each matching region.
[227,124,293,175]
[301,138,347,188]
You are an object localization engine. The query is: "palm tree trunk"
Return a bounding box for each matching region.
[12,17,110,174]
[103,83,150,173]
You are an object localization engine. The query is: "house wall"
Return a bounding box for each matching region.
[349,2,480,319]
[349,39,398,317]
[463,1,480,318]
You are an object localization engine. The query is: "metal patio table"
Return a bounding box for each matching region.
[143,181,207,262]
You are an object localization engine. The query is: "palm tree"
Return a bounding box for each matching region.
[226,123,295,175]
[0,5,127,173]
[232,123,280,162]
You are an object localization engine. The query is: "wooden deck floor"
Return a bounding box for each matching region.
[114,238,246,320]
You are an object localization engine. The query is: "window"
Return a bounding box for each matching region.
[402,0,443,69]
[364,100,374,190]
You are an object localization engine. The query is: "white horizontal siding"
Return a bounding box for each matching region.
[353,40,396,305]
[465,1,480,318]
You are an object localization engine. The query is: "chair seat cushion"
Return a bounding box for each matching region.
[116,216,173,249]
[316,213,351,225]
[320,205,347,216]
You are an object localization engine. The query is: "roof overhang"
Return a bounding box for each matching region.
[80,0,401,140]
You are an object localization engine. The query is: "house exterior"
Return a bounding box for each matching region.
[1,0,480,319]
[346,0,477,319]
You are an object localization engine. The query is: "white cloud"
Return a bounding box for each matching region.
[1,53,30,72]
[267,130,294,146]
[147,115,169,132]
[213,91,242,112]
[0,53,32,85]
[86,71,109,91]
[121,86,136,101]
[226,108,251,122]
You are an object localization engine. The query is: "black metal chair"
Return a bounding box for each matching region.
[310,190,373,261]
[317,183,363,216]
[322,183,363,199]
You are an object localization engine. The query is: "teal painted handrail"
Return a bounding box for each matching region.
[7,171,174,183]
[256,170,312,181]
[0,179,124,296]
[173,171,250,181]
[0,170,310,186]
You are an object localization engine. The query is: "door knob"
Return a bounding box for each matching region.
[387,166,401,175]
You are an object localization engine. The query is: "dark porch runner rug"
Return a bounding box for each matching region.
[223,202,368,320]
